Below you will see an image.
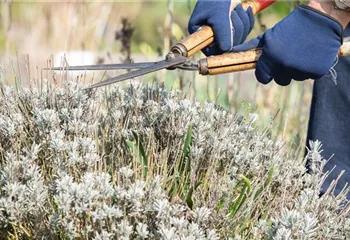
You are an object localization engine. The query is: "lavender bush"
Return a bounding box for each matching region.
[0,80,349,239]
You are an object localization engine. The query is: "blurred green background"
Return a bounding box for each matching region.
[0,1,300,54]
[0,1,311,156]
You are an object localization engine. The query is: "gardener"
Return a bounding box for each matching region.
[189,0,350,197]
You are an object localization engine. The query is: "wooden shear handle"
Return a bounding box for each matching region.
[171,0,276,57]
[198,49,261,75]
[199,42,350,75]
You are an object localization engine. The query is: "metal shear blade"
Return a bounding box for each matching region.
[45,62,156,71]
[86,56,188,89]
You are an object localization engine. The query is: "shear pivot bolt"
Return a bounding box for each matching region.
[166,52,176,61]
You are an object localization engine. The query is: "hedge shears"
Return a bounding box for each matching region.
[48,0,350,89]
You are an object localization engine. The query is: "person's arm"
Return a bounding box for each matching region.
[309,0,350,28]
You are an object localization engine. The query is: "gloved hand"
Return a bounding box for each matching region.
[232,5,343,86]
[188,0,254,56]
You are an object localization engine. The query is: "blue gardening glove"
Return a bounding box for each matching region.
[188,0,254,56]
[233,5,343,86]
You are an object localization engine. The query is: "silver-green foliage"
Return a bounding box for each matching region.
[0,80,348,239]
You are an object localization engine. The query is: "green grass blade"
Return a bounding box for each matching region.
[169,124,193,204]
[227,180,243,211]
[132,131,148,179]
[216,194,226,211]
[227,176,251,218]
[241,175,251,192]
[185,186,194,209]
[125,139,134,151]
[185,181,201,210]
[254,165,274,200]
[179,124,192,174]
[227,184,248,218]
[264,165,274,188]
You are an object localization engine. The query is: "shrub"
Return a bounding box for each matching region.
[0,80,349,239]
